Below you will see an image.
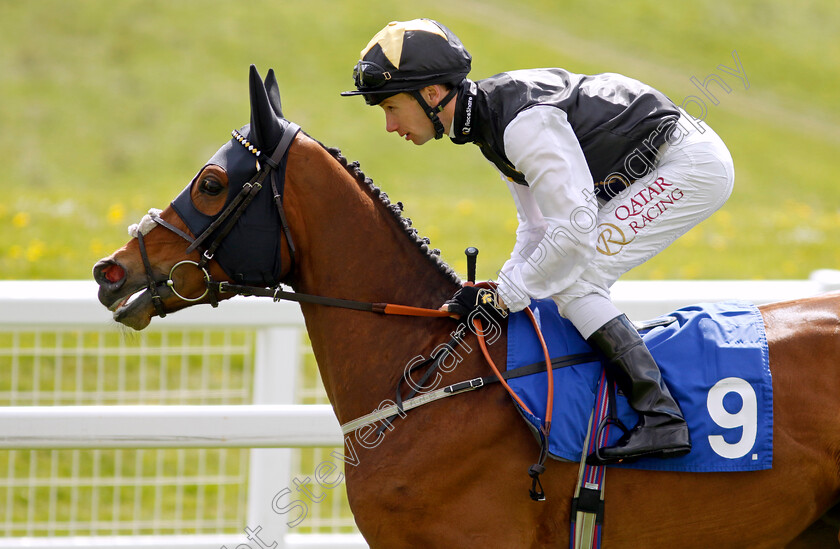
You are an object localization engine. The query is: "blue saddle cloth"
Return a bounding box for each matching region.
[506,299,772,472]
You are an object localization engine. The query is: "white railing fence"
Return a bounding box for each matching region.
[0,281,360,549]
[2,272,840,548]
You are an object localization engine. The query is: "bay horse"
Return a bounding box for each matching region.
[93,66,840,547]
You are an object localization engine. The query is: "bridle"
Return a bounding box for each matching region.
[133,122,452,319]
[135,122,301,318]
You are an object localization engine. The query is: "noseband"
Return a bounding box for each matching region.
[133,123,301,317]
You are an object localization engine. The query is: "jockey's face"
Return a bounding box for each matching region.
[379,90,437,145]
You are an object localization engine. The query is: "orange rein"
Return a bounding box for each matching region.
[472,308,554,436]
[377,303,453,317]
[378,299,554,435]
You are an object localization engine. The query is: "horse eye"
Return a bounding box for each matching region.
[200,178,224,196]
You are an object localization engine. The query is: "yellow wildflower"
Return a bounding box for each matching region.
[25,240,46,262]
[456,200,474,216]
[107,204,125,225]
[12,212,30,228]
[89,239,105,256]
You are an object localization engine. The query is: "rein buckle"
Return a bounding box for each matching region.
[443,376,484,394]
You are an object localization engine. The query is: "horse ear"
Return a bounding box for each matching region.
[248,65,284,150]
[264,69,284,118]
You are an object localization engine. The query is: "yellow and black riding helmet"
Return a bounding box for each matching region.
[341,19,472,139]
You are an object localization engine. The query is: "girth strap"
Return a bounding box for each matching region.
[339,348,597,435]
[441,351,596,393]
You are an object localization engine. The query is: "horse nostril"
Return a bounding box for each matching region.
[104,264,125,283]
[94,260,126,289]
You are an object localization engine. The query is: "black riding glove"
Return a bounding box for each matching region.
[441,285,508,322]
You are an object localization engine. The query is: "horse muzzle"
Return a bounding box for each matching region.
[93,258,127,293]
[93,258,164,330]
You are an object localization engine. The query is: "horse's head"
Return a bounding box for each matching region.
[93,66,299,330]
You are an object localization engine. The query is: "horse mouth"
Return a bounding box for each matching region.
[102,284,158,330]
[110,286,147,313]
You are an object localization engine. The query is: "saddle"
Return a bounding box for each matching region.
[506,298,773,473]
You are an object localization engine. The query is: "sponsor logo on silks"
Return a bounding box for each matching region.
[462,95,473,135]
[612,177,685,235]
[596,223,635,256]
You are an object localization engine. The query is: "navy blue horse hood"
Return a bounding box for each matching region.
[171,65,299,286]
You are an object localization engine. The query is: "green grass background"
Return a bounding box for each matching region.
[1,0,839,537]
[2,0,839,282]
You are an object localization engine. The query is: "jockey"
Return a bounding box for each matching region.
[342,19,734,465]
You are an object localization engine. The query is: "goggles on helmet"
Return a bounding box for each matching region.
[352,61,393,91]
[342,19,472,107]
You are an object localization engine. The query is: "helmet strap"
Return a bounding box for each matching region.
[411,86,459,140]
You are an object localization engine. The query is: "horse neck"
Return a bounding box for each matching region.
[284,137,461,422]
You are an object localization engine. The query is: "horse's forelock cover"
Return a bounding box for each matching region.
[169,66,296,287]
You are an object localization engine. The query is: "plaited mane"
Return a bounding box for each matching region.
[323,145,461,285]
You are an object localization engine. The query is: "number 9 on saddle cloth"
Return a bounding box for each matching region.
[506,299,772,472]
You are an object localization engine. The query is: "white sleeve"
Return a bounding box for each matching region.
[494,106,598,312]
[499,176,547,273]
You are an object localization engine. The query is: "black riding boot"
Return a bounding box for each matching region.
[586,315,691,465]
